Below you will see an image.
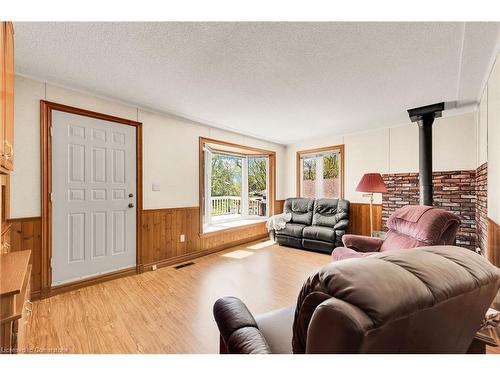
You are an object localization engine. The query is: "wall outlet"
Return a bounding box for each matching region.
[180,234,185,242]
[152,183,161,191]
[152,264,157,271]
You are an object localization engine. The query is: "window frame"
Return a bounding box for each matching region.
[296,144,345,199]
[199,137,276,235]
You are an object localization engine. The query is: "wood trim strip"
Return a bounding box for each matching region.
[269,153,276,215]
[40,100,52,296]
[7,217,41,223]
[136,123,143,271]
[142,207,199,213]
[198,136,204,235]
[199,136,277,155]
[296,144,345,199]
[38,101,141,127]
[140,233,268,272]
[1,174,11,228]
[48,267,137,298]
[40,100,143,296]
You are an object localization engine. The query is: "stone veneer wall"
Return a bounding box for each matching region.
[382,170,478,250]
[475,163,488,255]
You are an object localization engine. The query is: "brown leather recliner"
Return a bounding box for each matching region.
[333,205,461,261]
[213,246,500,354]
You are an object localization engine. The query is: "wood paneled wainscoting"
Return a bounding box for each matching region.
[488,217,500,268]
[347,203,382,236]
[140,207,269,271]
[8,199,379,300]
[274,199,285,214]
[7,217,42,300]
[8,203,284,299]
[488,217,500,309]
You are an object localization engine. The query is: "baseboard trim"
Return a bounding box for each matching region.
[141,233,269,272]
[46,266,138,298]
[34,233,269,299]
[30,290,42,301]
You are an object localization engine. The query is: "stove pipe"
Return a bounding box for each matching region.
[407,102,445,206]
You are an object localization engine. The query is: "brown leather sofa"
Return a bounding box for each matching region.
[213,246,500,353]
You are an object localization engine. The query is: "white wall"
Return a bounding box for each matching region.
[486,52,500,224]
[11,74,483,217]
[285,112,478,204]
[11,77,45,218]
[11,75,286,218]
[478,88,488,166]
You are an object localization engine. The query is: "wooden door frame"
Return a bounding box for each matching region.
[40,100,143,296]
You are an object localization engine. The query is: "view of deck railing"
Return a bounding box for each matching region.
[210,196,266,217]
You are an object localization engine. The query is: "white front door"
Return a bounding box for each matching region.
[51,110,137,286]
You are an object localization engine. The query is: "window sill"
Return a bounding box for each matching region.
[202,217,267,235]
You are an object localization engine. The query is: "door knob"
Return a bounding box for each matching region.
[128,203,134,208]
[129,193,134,198]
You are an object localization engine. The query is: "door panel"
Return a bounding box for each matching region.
[51,110,136,285]
[112,210,126,254]
[92,147,106,183]
[92,211,107,258]
[68,213,85,262]
[112,149,126,183]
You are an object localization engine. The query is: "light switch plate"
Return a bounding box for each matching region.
[180,234,185,242]
[152,183,161,191]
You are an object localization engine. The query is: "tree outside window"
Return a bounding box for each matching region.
[299,146,343,199]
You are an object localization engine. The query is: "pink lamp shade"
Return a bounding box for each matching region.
[355,173,388,193]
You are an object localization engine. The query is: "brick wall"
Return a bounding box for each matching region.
[476,163,488,255]
[382,170,477,250]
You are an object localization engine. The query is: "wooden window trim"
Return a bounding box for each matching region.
[198,137,276,237]
[296,144,345,199]
[40,100,143,296]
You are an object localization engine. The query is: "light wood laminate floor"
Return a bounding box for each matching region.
[26,240,330,353]
[24,240,500,354]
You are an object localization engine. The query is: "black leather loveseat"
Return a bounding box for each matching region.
[273,198,350,253]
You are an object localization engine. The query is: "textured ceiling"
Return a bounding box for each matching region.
[14,22,500,144]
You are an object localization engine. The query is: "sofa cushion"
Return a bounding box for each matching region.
[302,239,335,253]
[255,306,295,354]
[284,198,314,225]
[303,225,335,242]
[276,223,306,238]
[312,198,349,227]
[276,236,302,249]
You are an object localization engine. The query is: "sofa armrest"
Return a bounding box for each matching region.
[333,219,349,230]
[342,234,383,252]
[213,297,272,354]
